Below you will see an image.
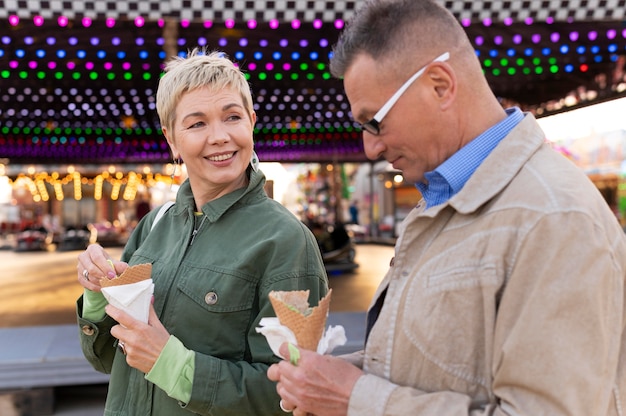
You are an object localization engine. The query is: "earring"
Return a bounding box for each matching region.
[171,157,182,181]
[250,151,260,172]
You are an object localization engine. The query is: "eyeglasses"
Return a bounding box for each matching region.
[359,52,450,135]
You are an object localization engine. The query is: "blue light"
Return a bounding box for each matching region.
[77,50,87,59]
[254,51,263,60]
[576,46,586,54]
[594,55,602,63]
[291,52,300,60]
[524,48,533,56]
[97,50,106,59]
[542,47,551,55]
[564,64,574,72]
[15,48,25,58]
[56,49,66,58]
[272,51,281,60]
[559,45,569,54]
[310,51,319,60]
[117,51,126,59]
[591,45,600,54]
[234,51,244,60]
[506,48,516,57]
[489,49,498,57]
[608,44,617,53]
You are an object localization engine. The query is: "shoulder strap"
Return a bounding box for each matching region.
[151,201,175,231]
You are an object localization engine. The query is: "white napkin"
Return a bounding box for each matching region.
[101,279,154,323]
[256,317,347,358]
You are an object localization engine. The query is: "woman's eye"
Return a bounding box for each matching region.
[226,115,242,122]
[187,121,205,129]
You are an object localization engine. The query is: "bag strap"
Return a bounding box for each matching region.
[151,201,175,231]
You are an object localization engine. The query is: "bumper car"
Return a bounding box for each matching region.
[308,221,359,274]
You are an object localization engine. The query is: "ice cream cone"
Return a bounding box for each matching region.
[268,289,332,351]
[100,263,152,287]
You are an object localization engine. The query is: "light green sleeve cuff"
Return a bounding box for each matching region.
[82,289,108,321]
[145,335,195,404]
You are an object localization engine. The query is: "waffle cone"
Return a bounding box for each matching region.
[269,289,332,351]
[100,263,152,287]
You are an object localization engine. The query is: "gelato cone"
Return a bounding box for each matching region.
[100,263,152,287]
[268,289,332,351]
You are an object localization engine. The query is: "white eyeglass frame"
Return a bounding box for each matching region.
[360,51,450,135]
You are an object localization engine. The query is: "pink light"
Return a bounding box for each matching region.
[82,17,92,27]
[494,35,503,45]
[8,60,17,69]
[248,63,257,71]
[607,29,616,39]
[106,17,116,28]
[104,62,113,70]
[569,31,579,41]
[482,18,492,27]
[48,62,56,69]
[225,19,235,29]
[266,63,274,70]
[532,34,541,43]
[513,34,522,45]
[8,15,19,26]
[503,17,513,26]
[269,19,279,29]
[86,62,94,70]
[57,16,69,27]
[291,19,301,29]
[158,19,165,28]
[546,17,554,24]
[588,31,598,41]
[122,62,131,70]
[247,20,257,29]
[313,19,322,29]
[181,20,190,28]
[474,36,484,46]
[142,63,150,70]
[524,17,533,25]
[28,61,37,69]
[334,19,344,29]
[550,32,560,42]
[66,61,75,70]
[204,20,213,29]
[283,63,291,71]
[33,16,44,26]
[134,16,145,27]
[461,18,470,27]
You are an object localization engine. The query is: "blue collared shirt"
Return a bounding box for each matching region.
[416,107,524,208]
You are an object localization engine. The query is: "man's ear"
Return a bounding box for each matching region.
[428,63,456,110]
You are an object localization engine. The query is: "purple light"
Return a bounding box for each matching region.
[239,38,248,47]
[607,29,616,39]
[112,37,121,46]
[503,17,513,26]
[482,18,492,27]
[82,17,92,28]
[546,17,554,24]
[461,18,470,27]
[218,38,227,47]
[494,35,503,45]
[142,63,150,70]
[69,37,78,45]
[106,17,116,28]
[513,34,522,45]
[269,19,279,29]
[291,19,301,29]
[24,36,34,45]
[319,39,328,48]
[299,39,309,48]
[260,39,268,47]
[90,37,100,46]
[569,31,579,41]
[623,29,626,39]
[8,15,19,26]
[198,37,207,46]
[134,16,145,27]
[178,38,187,46]
[532,34,541,43]
[33,16,44,26]
[474,36,484,46]
[524,17,533,25]
[334,19,344,29]
[46,37,56,45]
[247,20,257,29]
[225,19,235,29]
[588,31,598,41]
[58,16,69,27]
[203,20,213,29]
[550,32,560,42]
[136,37,145,46]
[313,19,323,29]
[279,39,288,47]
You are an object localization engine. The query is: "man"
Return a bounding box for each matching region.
[267,0,626,415]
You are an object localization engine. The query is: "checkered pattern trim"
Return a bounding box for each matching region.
[0,0,624,22]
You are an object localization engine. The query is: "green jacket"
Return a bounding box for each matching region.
[77,169,328,415]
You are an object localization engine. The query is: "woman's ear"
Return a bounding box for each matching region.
[162,127,178,157]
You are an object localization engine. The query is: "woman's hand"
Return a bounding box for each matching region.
[77,244,128,292]
[106,303,171,374]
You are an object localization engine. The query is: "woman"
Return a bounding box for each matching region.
[76,49,328,415]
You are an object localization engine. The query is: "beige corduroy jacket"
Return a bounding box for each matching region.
[346,114,626,416]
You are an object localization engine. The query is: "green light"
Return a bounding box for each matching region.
[500,58,509,66]
[244,73,251,80]
[548,57,557,65]
[523,67,531,75]
[322,72,331,80]
[143,73,151,80]
[507,67,516,75]
[275,73,283,80]
[64,127,72,134]
[55,72,63,79]
[11,127,19,134]
[259,72,267,80]
[299,63,309,71]
[492,68,501,76]
[107,73,115,80]
[532,58,541,65]
[516,58,525,66]
[550,65,558,73]
[291,73,299,80]
[484,59,492,67]
[89,72,98,80]
[72,72,80,80]
[307,73,314,80]
[1,127,9,134]
[317,63,326,70]
[54,127,62,134]
[535,67,543,74]
[33,127,41,134]
[1,70,9,78]
[37,71,45,79]
[124,73,132,80]
[19,71,28,79]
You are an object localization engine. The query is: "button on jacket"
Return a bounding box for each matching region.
[348,114,626,415]
[78,168,328,416]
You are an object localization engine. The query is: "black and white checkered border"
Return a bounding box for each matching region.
[0,0,624,22]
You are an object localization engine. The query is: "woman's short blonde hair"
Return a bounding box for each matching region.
[156,48,254,137]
